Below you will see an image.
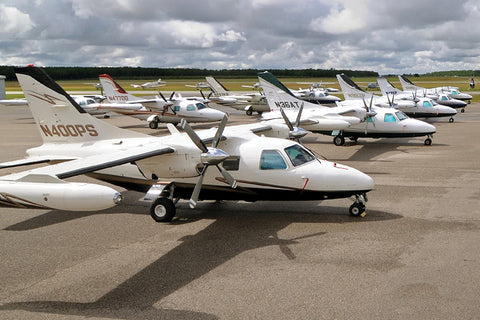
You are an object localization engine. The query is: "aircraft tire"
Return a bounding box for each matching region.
[449,117,454,123]
[333,135,345,146]
[246,109,253,116]
[149,120,159,129]
[424,138,432,146]
[461,108,465,112]
[349,202,366,217]
[150,198,176,222]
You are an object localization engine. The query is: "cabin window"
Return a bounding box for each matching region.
[86,99,96,105]
[284,144,315,166]
[174,106,180,112]
[196,103,207,110]
[367,116,375,123]
[423,101,432,107]
[260,150,287,170]
[186,104,196,111]
[384,114,397,122]
[78,100,86,106]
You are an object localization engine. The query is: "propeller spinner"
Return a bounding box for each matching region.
[181,115,237,208]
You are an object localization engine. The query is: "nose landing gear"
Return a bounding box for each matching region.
[349,193,367,217]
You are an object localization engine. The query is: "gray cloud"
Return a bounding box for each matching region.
[1,0,479,74]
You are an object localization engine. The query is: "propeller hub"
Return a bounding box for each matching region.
[200,147,229,165]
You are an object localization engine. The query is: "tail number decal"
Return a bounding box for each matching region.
[40,124,98,137]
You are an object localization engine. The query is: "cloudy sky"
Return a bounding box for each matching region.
[1,0,479,74]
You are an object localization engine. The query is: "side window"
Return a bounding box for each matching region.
[260,150,287,170]
[423,101,432,107]
[174,106,180,112]
[187,104,196,111]
[367,117,375,123]
[384,114,396,122]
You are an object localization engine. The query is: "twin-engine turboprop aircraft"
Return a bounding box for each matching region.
[258,72,436,146]
[99,74,225,128]
[0,66,374,220]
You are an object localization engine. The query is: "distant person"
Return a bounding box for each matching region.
[469,78,475,89]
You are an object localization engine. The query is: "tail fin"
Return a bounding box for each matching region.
[336,74,370,100]
[205,76,230,96]
[398,75,421,91]
[15,66,146,144]
[98,74,141,103]
[258,71,319,111]
[377,77,403,96]
[0,75,6,100]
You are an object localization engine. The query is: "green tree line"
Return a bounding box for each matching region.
[0,66,378,81]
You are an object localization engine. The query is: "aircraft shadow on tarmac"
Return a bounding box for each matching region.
[0,201,401,319]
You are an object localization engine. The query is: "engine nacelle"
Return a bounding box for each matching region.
[0,176,121,211]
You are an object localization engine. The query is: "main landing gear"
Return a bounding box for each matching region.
[146,183,178,222]
[349,193,367,217]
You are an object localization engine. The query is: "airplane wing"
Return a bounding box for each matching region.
[0,155,76,169]
[2,144,175,181]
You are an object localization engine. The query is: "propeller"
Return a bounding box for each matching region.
[278,105,308,141]
[181,115,237,208]
[362,95,377,134]
[158,91,176,115]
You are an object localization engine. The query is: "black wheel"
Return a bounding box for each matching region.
[257,111,263,115]
[246,109,253,116]
[348,136,358,142]
[150,198,176,222]
[449,117,454,123]
[149,120,159,129]
[424,138,432,146]
[349,202,366,217]
[461,108,465,113]
[333,135,345,146]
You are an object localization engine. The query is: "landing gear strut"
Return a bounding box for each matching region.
[424,134,433,146]
[349,194,367,217]
[147,183,178,222]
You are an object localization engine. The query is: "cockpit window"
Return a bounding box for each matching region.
[422,101,432,107]
[384,113,397,122]
[186,104,196,111]
[441,96,448,101]
[451,90,458,95]
[284,144,315,166]
[260,150,287,170]
[395,111,408,121]
[86,99,95,105]
[196,103,207,110]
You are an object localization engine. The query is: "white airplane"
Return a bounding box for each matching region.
[0,75,28,106]
[290,87,342,104]
[71,95,145,118]
[259,72,370,133]
[0,66,375,219]
[99,74,225,129]
[130,78,166,89]
[338,74,416,109]
[331,74,437,146]
[398,75,472,107]
[376,77,458,122]
[204,76,270,115]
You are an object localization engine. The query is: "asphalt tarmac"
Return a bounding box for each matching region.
[1,102,479,319]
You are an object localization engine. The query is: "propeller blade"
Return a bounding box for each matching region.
[169,91,175,100]
[200,89,206,100]
[216,164,237,188]
[294,104,304,127]
[158,91,168,103]
[212,114,229,148]
[279,107,294,131]
[181,119,208,153]
[189,166,206,208]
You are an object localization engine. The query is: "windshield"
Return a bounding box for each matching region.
[196,103,207,110]
[284,144,315,166]
[395,111,408,121]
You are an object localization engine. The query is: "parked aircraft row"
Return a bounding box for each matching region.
[0,66,374,221]
[1,66,473,221]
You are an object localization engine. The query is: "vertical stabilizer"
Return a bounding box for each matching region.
[336,74,371,100]
[0,75,6,100]
[398,75,421,91]
[99,74,141,103]
[15,66,147,144]
[377,77,403,96]
[205,76,230,96]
